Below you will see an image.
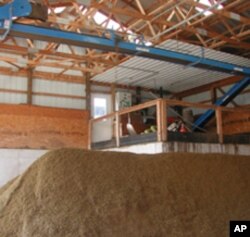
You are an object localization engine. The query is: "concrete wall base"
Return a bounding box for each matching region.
[0,149,47,187]
[106,142,250,156]
[0,142,249,187]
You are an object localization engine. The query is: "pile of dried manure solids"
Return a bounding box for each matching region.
[0,149,249,237]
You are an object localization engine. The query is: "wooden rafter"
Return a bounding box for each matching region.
[0,0,249,92]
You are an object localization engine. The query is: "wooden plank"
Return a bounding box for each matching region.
[211,87,217,104]
[27,67,33,105]
[173,76,243,99]
[111,84,116,112]
[33,92,86,100]
[216,107,224,144]
[0,88,27,94]
[0,103,88,118]
[165,99,217,109]
[88,120,92,150]
[85,71,91,112]
[156,100,162,142]
[161,99,167,142]
[90,112,117,123]
[115,112,120,147]
[118,99,159,115]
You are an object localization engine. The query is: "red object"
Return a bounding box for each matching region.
[179,123,187,133]
[167,117,176,124]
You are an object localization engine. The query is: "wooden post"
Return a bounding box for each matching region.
[85,72,91,112]
[211,87,217,104]
[135,86,141,104]
[161,99,168,142]
[115,112,120,147]
[156,99,162,142]
[216,107,224,143]
[27,54,33,105]
[27,68,33,105]
[88,119,92,150]
[111,83,116,112]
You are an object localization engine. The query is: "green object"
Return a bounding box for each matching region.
[150,125,157,132]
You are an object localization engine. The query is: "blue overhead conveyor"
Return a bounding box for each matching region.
[0,0,250,130]
[192,77,250,131]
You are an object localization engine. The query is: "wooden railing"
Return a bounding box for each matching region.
[89,99,250,149]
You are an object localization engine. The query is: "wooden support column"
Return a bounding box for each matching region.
[161,99,168,142]
[136,86,141,105]
[88,120,92,150]
[216,107,224,144]
[85,72,91,112]
[111,83,116,112]
[115,112,120,147]
[27,54,33,105]
[211,87,217,104]
[156,99,162,142]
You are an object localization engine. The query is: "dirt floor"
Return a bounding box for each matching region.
[0,149,249,237]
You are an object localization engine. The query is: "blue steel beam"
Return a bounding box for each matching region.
[1,23,249,76]
[0,0,32,19]
[192,76,250,131]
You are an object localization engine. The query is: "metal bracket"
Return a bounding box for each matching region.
[185,47,205,68]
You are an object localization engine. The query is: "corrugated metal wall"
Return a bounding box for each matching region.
[0,38,87,110]
[33,79,86,109]
[0,75,86,109]
[0,75,27,104]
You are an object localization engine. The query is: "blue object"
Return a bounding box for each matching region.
[193,77,250,131]
[0,22,248,76]
[0,0,32,40]
[0,0,32,20]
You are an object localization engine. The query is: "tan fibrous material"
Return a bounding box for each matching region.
[0,149,250,236]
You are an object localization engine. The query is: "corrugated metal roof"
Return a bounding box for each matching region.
[92,39,250,92]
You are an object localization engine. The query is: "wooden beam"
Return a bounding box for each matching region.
[161,99,167,142]
[173,76,243,99]
[211,87,217,104]
[27,53,34,105]
[0,65,85,84]
[33,92,86,100]
[115,112,120,147]
[111,83,116,112]
[0,88,86,100]
[0,88,27,94]
[216,107,224,144]
[88,120,92,150]
[160,0,246,43]
[27,67,33,105]
[0,43,117,66]
[156,99,162,142]
[85,71,91,112]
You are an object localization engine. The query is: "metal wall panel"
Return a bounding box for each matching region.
[0,75,27,104]
[0,93,27,104]
[33,95,85,109]
[33,79,85,96]
[0,75,27,90]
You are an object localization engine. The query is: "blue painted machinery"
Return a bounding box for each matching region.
[0,0,250,130]
[192,76,250,131]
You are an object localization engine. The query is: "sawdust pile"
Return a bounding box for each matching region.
[0,149,250,237]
